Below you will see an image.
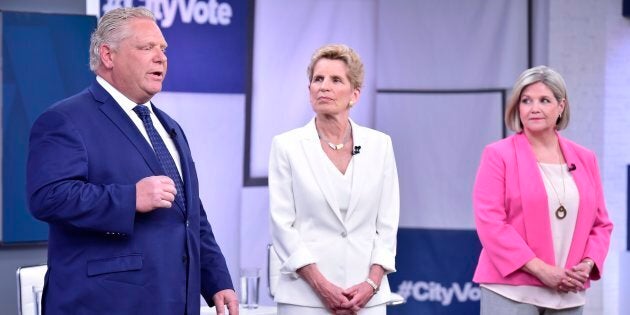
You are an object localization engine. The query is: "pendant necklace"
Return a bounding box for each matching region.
[318,123,351,150]
[537,155,567,220]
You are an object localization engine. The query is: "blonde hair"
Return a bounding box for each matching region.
[505,65,570,132]
[307,44,364,90]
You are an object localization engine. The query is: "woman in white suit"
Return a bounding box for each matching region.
[269,44,400,315]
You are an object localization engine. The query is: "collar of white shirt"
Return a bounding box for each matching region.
[96,76,152,114]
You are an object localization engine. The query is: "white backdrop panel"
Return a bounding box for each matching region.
[249,0,376,178]
[375,93,503,229]
[377,0,528,90]
[153,92,244,288]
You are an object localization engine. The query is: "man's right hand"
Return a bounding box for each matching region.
[136,176,176,212]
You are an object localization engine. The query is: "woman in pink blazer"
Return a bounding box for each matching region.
[473,66,612,314]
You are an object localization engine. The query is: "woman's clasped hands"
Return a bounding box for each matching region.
[524,257,593,293]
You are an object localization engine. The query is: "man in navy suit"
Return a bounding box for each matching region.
[26,7,238,315]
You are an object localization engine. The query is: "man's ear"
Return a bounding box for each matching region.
[100,44,115,69]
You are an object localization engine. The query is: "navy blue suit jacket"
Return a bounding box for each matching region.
[26,82,233,314]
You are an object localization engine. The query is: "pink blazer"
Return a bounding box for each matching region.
[473,132,612,287]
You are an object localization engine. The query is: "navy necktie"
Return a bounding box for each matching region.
[133,105,186,210]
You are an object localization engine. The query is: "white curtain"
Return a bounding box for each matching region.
[249,0,377,178]
[375,0,528,229]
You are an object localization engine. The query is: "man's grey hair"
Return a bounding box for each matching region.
[89,7,156,72]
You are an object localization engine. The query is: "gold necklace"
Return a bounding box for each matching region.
[318,123,351,150]
[537,159,567,220]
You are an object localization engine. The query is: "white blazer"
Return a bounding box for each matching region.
[269,118,400,307]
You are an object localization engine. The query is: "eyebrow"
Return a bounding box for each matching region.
[139,41,168,48]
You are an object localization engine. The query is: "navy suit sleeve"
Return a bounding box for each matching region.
[27,109,136,234]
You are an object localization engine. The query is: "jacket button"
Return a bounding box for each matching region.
[182,255,188,264]
[341,232,347,238]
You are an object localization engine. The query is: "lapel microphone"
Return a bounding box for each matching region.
[352,145,361,156]
[568,163,577,172]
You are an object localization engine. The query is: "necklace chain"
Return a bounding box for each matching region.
[537,147,568,220]
[318,123,351,150]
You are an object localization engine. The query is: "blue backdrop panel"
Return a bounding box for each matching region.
[99,0,251,94]
[388,228,482,314]
[1,12,96,244]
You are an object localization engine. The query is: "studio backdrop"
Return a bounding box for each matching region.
[0,11,96,244]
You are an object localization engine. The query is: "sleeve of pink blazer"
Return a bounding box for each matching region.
[581,153,613,280]
[473,144,536,278]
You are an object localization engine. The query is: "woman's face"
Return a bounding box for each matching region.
[518,82,565,135]
[309,58,359,116]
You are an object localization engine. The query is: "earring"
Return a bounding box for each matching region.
[348,101,354,108]
[559,112,563,118]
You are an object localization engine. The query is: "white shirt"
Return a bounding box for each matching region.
[96,76,183,177]
[483,163,584,309]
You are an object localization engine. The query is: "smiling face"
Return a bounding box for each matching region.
[518,81,565,135]
[101,18,167,104]
[308,58,360,116]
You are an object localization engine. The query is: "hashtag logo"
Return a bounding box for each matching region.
[102,0,134,13]
[397,280,413,300]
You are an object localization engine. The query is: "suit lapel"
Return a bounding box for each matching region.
[514,133,555,264]
[300,119,344,223]
[346,119,367,220]
[557,134,591,266]
[90,82,185,215]
[92,83,164,177]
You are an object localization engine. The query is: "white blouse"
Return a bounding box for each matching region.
[324,158,354,221]
[483,163,584,309]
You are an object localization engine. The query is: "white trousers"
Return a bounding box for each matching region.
[277,303,386,315]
